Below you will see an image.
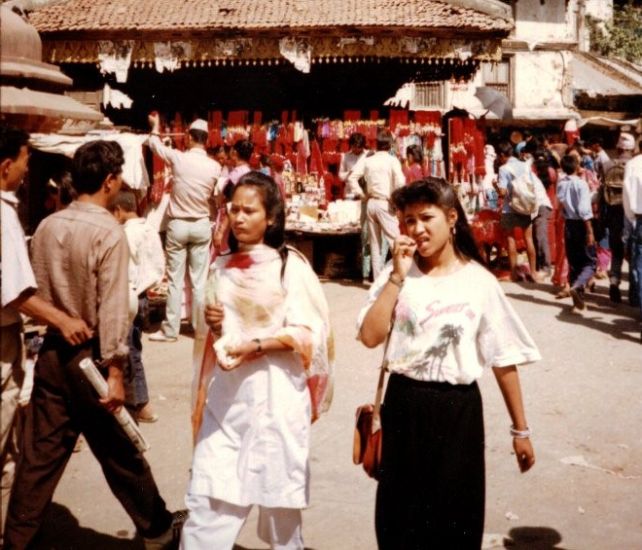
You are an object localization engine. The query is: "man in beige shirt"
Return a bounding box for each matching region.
[348,130,405,278]
[147,115,221,342]
[5,140,181,549]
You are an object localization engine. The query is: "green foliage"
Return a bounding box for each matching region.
[587,3,642,64]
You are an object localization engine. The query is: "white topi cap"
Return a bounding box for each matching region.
[189,119,208,133]
[617,132,635,151]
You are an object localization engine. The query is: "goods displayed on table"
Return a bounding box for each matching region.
[284,170,360,234]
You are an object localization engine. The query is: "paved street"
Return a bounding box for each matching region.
[36,277,641,549]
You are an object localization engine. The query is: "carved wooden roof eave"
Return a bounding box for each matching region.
[43,34,506,65]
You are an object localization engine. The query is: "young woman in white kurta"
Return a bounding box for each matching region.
[359,178,539,549]
[181,172,332,550]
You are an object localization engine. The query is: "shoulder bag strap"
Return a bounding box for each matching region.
[371,334,391,432]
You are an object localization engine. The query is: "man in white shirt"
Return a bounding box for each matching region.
[622,138,642,336]
[0,125,91,541]
[348,131,405,278]
[147,115,221,342]
[340,132,367,196]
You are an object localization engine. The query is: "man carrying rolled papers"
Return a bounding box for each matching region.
[4,141,183,550]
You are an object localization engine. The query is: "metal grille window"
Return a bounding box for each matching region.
[481,60,512,100]
[413,81,446,108]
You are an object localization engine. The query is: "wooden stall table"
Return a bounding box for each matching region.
[285,221,361,280]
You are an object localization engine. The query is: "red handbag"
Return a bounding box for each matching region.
[353,341,389,481]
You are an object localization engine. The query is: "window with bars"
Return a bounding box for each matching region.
[413,81,446,109]
[480,60,512,101]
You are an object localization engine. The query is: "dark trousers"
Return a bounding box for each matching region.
[125,296,150,409]
[605,204,624,286]
[3,336,172,549]
[564,219,597,291]
[376,374,485,550]
[534,205,552,269]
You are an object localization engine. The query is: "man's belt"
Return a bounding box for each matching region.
[367,193,390,201]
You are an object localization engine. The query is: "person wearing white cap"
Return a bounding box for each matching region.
[147,114,222,342]
[601,132,635,304]
[622,135,642,338]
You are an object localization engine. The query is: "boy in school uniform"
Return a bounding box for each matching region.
[556,154,596,312]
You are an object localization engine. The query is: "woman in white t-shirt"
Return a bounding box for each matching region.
[358,177,539,549]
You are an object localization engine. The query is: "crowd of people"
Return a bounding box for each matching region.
[1,115,641,549]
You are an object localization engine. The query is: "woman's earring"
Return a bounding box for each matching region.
[451,225,457,236]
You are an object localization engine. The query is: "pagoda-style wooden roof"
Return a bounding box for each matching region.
[31,0,512,37]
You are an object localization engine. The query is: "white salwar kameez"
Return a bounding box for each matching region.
[183,245,332,550]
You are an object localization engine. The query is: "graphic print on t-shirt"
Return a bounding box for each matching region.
[405,323,464,380]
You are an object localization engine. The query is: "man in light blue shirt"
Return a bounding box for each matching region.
[556,154,596,312]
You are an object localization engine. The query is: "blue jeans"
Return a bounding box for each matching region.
[630,218,642,318]
[125,296,149,409]
[162,218,211,338]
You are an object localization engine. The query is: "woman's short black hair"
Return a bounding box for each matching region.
[391,177,485,265]
[233,139,254,162]
[71,140,124,195]
[348,132,366,149]
[406,144,423,164]
[228,171,286,251]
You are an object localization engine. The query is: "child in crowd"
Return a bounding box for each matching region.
[111,190,166,421]
[556,155,596,312]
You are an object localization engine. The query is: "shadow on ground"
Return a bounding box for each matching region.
[506,289,641,344]
[35,502,141,549]
[505,526,566,549]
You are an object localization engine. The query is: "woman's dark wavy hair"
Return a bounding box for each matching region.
[391,177,485,266]
[228,171,289,277]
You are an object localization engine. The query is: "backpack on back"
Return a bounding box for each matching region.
[603,160,625,206]
[507,165,538,216]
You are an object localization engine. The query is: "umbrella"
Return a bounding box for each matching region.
[474,86,513,120]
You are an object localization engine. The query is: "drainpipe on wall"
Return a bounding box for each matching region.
[576,0,588,52]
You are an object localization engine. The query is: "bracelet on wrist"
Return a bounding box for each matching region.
[388,273,405,288]
[252,338,262,353]
[510,425,532,439]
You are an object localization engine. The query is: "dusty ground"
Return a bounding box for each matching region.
[34,277,642,549]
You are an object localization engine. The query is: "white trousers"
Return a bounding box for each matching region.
[366,198,400,279]
[180,495,304,550]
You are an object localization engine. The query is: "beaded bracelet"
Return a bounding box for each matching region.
[510,426,532,439]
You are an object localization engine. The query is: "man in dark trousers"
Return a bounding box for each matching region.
[4,140,182,549]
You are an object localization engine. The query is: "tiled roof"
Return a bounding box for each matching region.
[31,0,512,35]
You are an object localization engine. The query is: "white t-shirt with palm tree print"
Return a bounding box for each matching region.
[357,260,541,385]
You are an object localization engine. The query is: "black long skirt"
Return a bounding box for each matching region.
[375,374,485,550]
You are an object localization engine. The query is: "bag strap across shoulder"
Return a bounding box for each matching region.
[371,334,391,432]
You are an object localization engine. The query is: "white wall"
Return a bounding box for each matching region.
[513,0,572,42]
[513,51,571,109]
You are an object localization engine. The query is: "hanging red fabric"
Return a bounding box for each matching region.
[344,110,361,121]
[309,140,325,175]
